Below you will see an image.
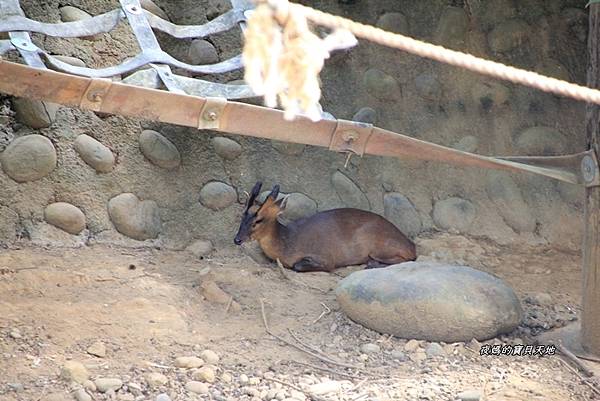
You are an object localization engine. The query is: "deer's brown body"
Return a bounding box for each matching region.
[235,182,417,272]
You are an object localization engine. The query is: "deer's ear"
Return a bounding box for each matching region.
[277,195,289,210]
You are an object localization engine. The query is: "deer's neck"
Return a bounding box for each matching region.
[257,220,290,262]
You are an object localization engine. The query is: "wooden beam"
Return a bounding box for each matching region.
[582,3,600,355]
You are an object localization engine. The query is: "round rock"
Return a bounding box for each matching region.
[1,134,57,182]
[59,6,100,40]
[336,262,523,342]
[107,193,162,240]
[515,126,566,156]
[414,73,442,101]
[174,356,205,369]
[200,350,220,364]
[94,378,123,393]
[186,240,213,258]
[331,171,370,210]
[193,366,216,383]
[281,193,317,221]
[60,361,89,384]
[139,130,181,169]
[434,7,468,48]
[376,12,409,34]
[141,0,170,20]
[145,372,168,388]
[199,181,237,210]
[486,172,536,233]
[212,136,242,160]
[44,202,86,235]
[74,134,115,173]
[488,19,530,53]
[364,69,400,101]
[432,197,475,233]
[12,98,58,129]
[453,136,479,153]
[186,381,209,394]
[352,107,377,124]
[188,39,219,65]
[384,193,422,238]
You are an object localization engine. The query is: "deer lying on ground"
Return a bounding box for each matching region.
[234,182,417,272]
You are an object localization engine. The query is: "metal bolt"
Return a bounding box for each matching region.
[342,130,359,142]
[87,90,103,103]
[582,154,597,184]
[204,110,218,121]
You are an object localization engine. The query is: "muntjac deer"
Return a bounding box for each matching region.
[234,182,417,272]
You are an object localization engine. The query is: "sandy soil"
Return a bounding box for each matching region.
[0,233,596,401]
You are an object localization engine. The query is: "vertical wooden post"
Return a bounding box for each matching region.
[582,3,600,355]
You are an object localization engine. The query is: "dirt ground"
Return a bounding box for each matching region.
[0,233,596,401]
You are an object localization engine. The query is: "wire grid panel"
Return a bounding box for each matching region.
[0,0,257,99]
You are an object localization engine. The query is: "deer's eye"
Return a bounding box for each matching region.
[253,218,264,226]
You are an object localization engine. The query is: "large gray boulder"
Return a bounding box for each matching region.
[336,262,523,342]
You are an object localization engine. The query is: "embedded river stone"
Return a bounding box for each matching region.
[44,202,86,235]
[188,39,219,65]
[141,0,170,20]
[434,7,468,49]
[486,172,536,233]
[0,134,57,182]
[364,69,400,101]
[12,98,58,129]
[199,182,237,210]
[336,262,523,342]
[108,193,161,240]
[74,134,115,173]
[59,6,100,40]
[212,137,242,160]
[433,197,475,232]
[352,107,377,124]
[139,130,181,169]
[376,12,409,34]
[383,193,422,238]
[332,171,370,210]
[515,126,566,156]
[488,19,530,53]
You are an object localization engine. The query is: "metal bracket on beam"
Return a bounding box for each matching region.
[581,151,600,187]
[198,97,227,130]
[329,120,374,157]
[497,149,600,187]
[80,78,113,111]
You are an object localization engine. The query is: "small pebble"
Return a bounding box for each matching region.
[9,329,22,339]
[404,339,421,352]
[391,350,408,361]
[239,373,249,384]
[95,378,123,393]
[359,353,369,361]
[156,394,172,401]
[83,380,96,392]
[425,342,445,358]
[185,381,210,394]
[309,381,342,395]
[193,366,216,383]
[200,349,220,364]
[8,383,24,392]
[74,388,92,401]
[360,343,381,354]
[458,389,482,401]
[174,356,204,368]
[248,377,261,385]
[145,372,168,388]
[409,351,427,362]
[87,341,106,358]
[128,382,142,396]
[221,372,233,383]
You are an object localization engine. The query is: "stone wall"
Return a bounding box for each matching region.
[0,0,589,251]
